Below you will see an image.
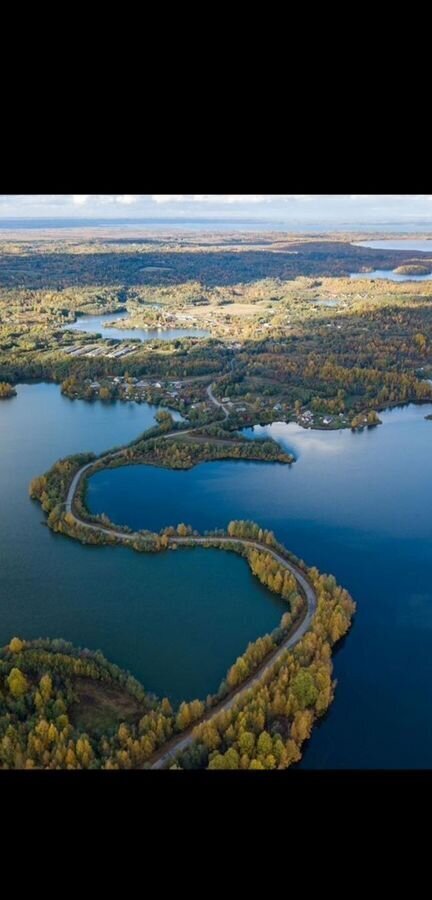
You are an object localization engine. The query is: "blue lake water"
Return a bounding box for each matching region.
[350,269,432,282]
[2,219,432,234]
[0,383,285,704]
[64,310,209,342]
[87,404,432,768]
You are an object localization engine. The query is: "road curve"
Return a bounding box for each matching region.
[206,383,229,419]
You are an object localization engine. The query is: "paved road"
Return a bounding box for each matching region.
[62,380,317,768]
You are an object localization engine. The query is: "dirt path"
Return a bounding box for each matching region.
[206,383,229,418]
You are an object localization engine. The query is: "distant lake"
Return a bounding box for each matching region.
[87,403,432,768]
[3,218,432,234]
[64,310,209,342]
[353,240,432,252]
[350,269,432,282]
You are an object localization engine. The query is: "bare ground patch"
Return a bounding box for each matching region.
[70,677,145,735]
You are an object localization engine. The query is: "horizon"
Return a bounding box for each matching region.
[1,215,432,237]
[0,194,431,223]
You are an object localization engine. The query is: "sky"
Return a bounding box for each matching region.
[0,195,431,222]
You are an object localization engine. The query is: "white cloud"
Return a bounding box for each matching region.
[115,195,139,205]
[151,195,188,204]
[192,195,268,204]
[73,194,139,206]
[72,195,90,206]
[151,194,330,205]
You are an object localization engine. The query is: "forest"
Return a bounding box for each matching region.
[107,434,294,469]
[0,381,16,398]
[1,231,432,288]
[1,267,432,429]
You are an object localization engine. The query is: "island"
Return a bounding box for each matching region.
[394,264,432,276]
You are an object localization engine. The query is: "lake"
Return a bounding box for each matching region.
[87,403,432,768]
[0,384,285,704]
[3,219,432,234]
[350,269,432,282]
[352,240,432,252]
[64,310,209,342]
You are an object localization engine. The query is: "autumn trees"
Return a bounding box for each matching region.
[29,453,95,516]
[248,547,299,600]
[155,410,175,431]
[61,375,78,397]
[126,435,293,470]
[176,567,355,770]
[351,410,382,430]
[225,634,275,691]
[227,520,277,545]
[0,637,175,770]
[7,667,29,698]
[0,381,16,399]
[176,699,205,731]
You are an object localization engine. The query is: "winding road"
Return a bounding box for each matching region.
[62,380,318,768]
[206,382,230,418]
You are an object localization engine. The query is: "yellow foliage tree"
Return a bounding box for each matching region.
[7,667,28,698]
[9,637,24,653]
[39,673,53,702]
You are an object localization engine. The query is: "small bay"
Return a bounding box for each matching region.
[63,310,209,342]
